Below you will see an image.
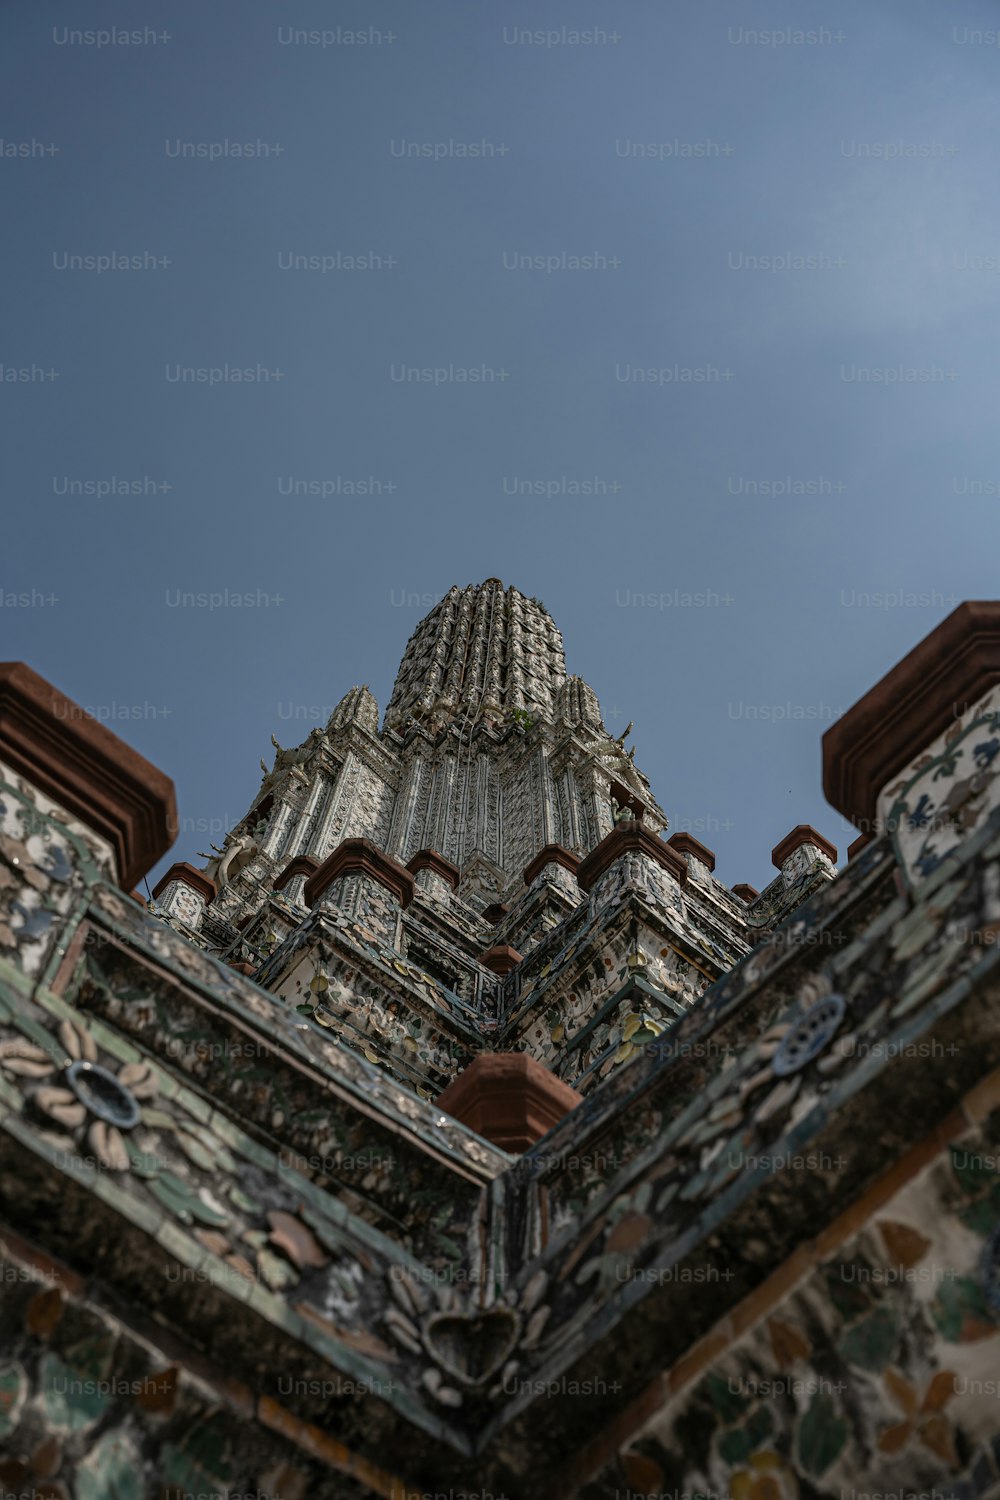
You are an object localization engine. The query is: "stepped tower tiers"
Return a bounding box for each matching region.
[154,580,839,1111]
[10,607,1000,1498]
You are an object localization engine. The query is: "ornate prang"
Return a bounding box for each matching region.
[6,594,1000,1498]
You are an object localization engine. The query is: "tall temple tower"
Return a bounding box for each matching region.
[152,580,838,1116]
[5,600,1000,1499]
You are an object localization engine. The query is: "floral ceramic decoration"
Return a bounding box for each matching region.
[885,695,1000,889]
[0,779,90,980]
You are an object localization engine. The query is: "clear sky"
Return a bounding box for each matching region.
[4,0,999,893]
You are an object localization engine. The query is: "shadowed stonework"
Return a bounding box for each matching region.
[2,591,1000,1499]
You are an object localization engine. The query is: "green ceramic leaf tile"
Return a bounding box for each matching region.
[229,1185,261,1215]
[959,1201,997,1237]
[932,1275,997,1342]
[950,1145,999,1197]
[836,1306,899,1371]
[149,1173,196,1224]
[824,1267,872,1322]
[745,1405,774,1446]
[76,1430,143,1500]
[175,1130,218,1172]
[41,1352,111,1432]
[704,1371,749,1423]
[125,1138,162,1178]
[62,1331,115,1382]
[796,1392,848,1476]
[718,1427,752,1464]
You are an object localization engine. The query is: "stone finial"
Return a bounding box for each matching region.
[522,844,581,887]
[666,832,716,872]
[824,602,1000,886]
[771,826,838,889]
[0,661,176,890]
[327,685,379,736]
[577,824,687,892]
[557,675,603,729]
[272,855,320,892]
[304,838,415,910]
[272,855,320,908]
[406,849,461,890]
[823,600,1000,830]
[435,1054,583,1153]
[151,862,214,902]
[151,862,216,930]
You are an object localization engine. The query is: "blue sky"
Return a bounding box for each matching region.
[4,0,999,893]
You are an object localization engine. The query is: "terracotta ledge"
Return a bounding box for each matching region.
[151,861,216,905]
[405,847,460,889]
[303,837,415,911]
[479,943,523,976]
[771,824,837,869]
[732,883,759,904]
[435,1053,582,1153]
[576,824,687,892]
[0,661,176,890]
[481,901,509,923]
[822,601,1000,831]
[522,843,581,886]
[667,832,716,871]
[848,831,873,861]
[128,889,146,907]
[272,855,320,893]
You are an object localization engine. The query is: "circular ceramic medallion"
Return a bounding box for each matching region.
[66,1060,141,1130]
[772,994,846,1077]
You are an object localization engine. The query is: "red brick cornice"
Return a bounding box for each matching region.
[304,838,415,910]
[0,661,176,890]
[405,847,460,889]
[576,824,687,892]
[822,601,1000,830]
[522,843,581,886]
[151,861,216,904]
[435,1054,582,1153]
[732,883,759,904]
[771,825,837,869]
[272,855,320,893]
[666,832,716,871]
